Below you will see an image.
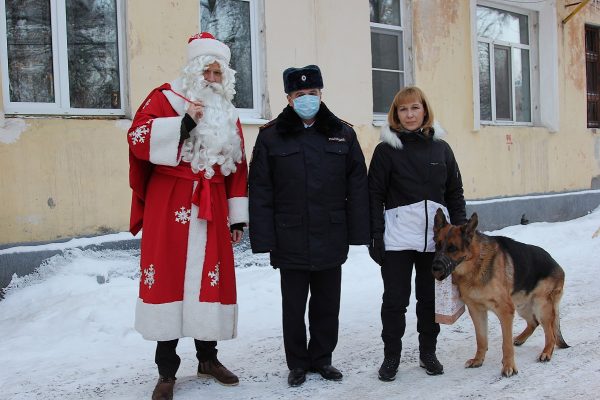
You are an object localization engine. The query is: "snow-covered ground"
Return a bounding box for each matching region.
[1,209,599,399]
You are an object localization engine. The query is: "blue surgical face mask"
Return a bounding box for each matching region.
[292,95,321,120]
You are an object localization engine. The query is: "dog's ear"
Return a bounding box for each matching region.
[433,208,448,236]
[461,213,478,244]
[469,213,479,230]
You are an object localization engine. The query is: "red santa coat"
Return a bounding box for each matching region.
[127,78,248,341]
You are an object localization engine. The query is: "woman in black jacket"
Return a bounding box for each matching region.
[368,86,466,381]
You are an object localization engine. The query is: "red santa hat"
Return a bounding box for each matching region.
[187,32,231,64]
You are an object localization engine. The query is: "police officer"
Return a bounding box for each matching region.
[248,65,370,387]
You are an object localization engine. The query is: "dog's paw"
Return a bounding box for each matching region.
[464,358,484,368]
[501,364,518,377]
[513,338,525,346]
[538,352,552,362]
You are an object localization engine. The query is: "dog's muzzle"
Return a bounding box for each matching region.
[432,254,464,280]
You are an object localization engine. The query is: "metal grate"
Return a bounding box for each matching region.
[586,25,600,128]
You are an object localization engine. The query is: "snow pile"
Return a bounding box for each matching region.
[1,209,599,399]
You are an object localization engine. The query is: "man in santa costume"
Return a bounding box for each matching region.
[127,32,247,400]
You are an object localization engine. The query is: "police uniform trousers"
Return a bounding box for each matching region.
[280,266,342,370]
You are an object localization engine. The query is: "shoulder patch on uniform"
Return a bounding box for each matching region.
[339,118,353,128]
[259,119,276,130]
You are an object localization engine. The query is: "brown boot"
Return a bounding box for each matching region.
[197,358,239,386]
[151,376,175,400]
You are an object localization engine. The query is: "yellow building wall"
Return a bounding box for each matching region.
[1,0,599,245]
[0,1,198,244]
[408,0,600,199]
[262,0,380,159]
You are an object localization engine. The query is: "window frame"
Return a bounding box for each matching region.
[586,24,600,129]
[199,0,266,123]
[475,1,538,127]
[370,0,413,124]
[0,0,128,117]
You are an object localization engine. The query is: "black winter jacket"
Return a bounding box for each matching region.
[249,103,370,270]
[368,124,466,252]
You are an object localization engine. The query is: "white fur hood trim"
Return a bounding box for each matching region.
[162,78,186,116]
[380,121,447,149]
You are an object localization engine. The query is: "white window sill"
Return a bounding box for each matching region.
[480,121,534,127]
[372,114,387,127]
[3,113,125,119]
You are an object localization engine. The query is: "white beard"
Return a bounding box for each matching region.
[180,80,242,178]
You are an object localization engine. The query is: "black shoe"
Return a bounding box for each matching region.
[312,365,343,381]
[288,368,306,387]
[378,356,400,382]
[419,353,444,375]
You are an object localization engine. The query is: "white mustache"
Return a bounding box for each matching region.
[201,81,224,93]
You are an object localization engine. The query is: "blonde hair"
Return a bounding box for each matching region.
[387,86,435,134]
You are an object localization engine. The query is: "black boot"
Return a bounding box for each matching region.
[378,356,400,381]
[287,368,306,387]
[419,353,444,375]
[312,365,343,381]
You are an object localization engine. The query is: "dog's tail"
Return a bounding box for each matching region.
[553,294,570,349]
[554,311,569,348]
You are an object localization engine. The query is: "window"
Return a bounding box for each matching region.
[586,25,600,129]
[370,0,412,117]
[476,3,535,124]
[200,0,264,120]
[473,0,558,131]
[0,0,126,116]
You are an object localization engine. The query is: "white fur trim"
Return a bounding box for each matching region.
[228,197,249,225]
[134,300,237,341]
[432,121,447,139]
[183,302,237,340]
[163,78,186,116]
[135,299,183,340]
[134,191,237,341]
[380,121,448,149]
[149,116,182,166]
[380,124,403,149]
[183,184,237,339]
[188,37,230,63]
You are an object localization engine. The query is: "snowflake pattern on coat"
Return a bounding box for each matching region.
[174,207,192,224]
[208,262,220,287]
[143,264,156,288]
[129,122,149,145]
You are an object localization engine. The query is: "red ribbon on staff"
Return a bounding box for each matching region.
[169,89,196,104]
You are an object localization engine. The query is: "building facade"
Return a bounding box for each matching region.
[1,0,599,245]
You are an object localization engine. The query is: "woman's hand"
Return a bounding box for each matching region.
[369,238,385,266]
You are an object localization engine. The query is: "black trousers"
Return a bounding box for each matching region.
[155,339,217,378]
[380,251,439,358]
[280,266,342,370]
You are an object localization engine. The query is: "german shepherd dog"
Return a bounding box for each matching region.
[432,209,569,377]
